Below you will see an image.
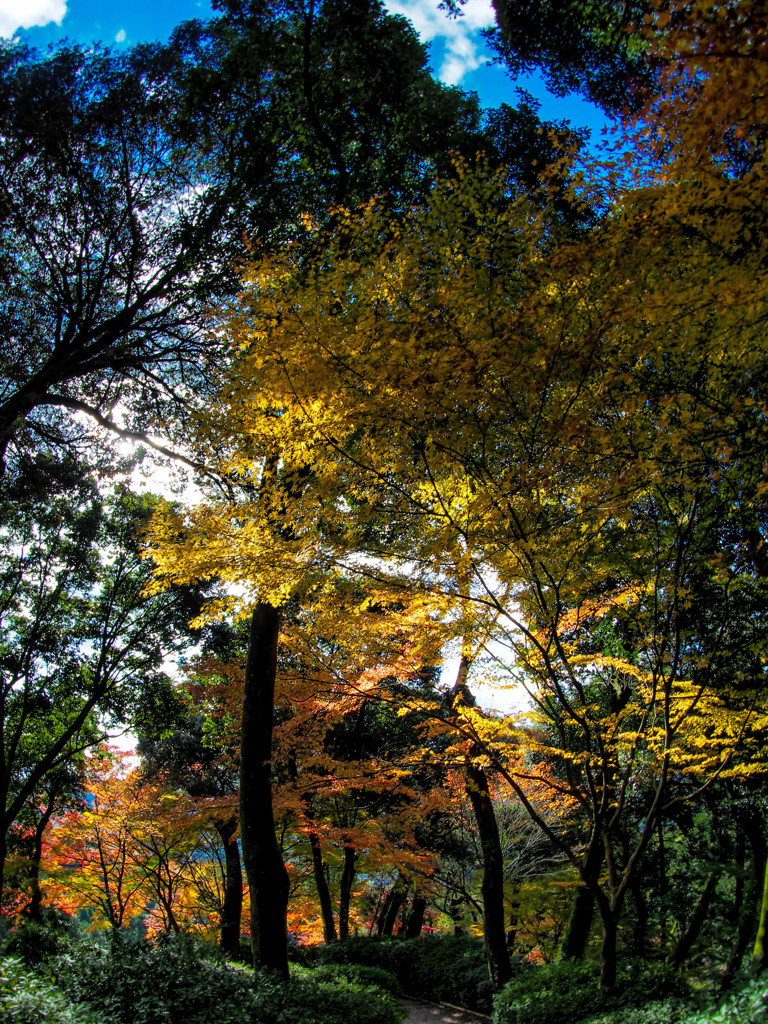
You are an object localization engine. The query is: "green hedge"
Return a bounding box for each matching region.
[493,958,690,1024]
[2,933,404,1024]
[310,934,500,1013]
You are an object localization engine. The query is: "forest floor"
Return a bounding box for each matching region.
[401,997,492,1024]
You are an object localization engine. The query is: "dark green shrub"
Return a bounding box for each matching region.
[50,933,404,1024]
[679,971,768,1024]
[54,934,261,1024]
[1,957,99,1024]
[582,1001,689,1024]
[289,967,404,1024]
[493,958,690,1024]
[307,961,402,996]
[3,918,69,964]
[310,934,498,1013]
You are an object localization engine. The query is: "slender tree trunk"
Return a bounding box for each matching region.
[752,849,768,970]
[338,844,356,940]
[629,875,649,957]
[0,821,8,909]
[599,908,619,991]
[560,840,603,960]
[465,762,513,990]
[23,799,56,923]
[302,793,337,944]
[380,872,408,936]
[561,886,596,960]
[506,894,521,949]
[669,869,721,969]
[240,602,290,978]
[451,649,511,988]
[450,896,464,935]
[723,833,754,989]
[405,894,427,938]
[310,831,338,944]
[658,820,669,954]
[216,817,243,957]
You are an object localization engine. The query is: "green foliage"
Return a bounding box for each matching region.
[2,920,69,965]
[578,971,768,1024]
[493,959,690,1024]
[582,1001,689,1024]
[47,934,404,1024]
[305,962,403,997]
[310,934,497,1013]
[679,973,768,1024]
[288,966,405,1024]
[0,957,99,1024]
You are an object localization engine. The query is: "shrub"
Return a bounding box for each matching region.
[493,958,690,1024]
[310,934,498,1013]
[3,918,70,964]
[0,957,99,1024]
[50,933,404,1024]
[306,961,403,996]
[54,935,261,1024]
[582,1000,690,1024]
[289,967,405,1024]
[679,972,768,1024]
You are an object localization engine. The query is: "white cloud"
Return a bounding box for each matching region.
[115,27,125,42]
[0,0,67,38]
[385,0,495,85]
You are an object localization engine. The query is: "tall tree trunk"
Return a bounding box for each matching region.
[450,896,464,934]
[752,849,768,970]
[240,602,290,978]
[338,843,357,940]
[451,648,512,988]
[669,869,721,969]
[560,886,596,961]
[628,874,649,957]
[506,893,521,949]
[599,907,619,991]
[465,762,513,991]
[722,832,753,989]
[379,871,408,936]
[310,833,338,944]
[560,840,603,960]
[23,796,57,923]
[216,817,243,957]
[405,894,426,938]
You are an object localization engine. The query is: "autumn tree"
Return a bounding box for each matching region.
[0,0,519,481]
[145,0,768,987]
[138,676,244,955]
[0,468,202,903]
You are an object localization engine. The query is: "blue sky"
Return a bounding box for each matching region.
[0,0,608,137]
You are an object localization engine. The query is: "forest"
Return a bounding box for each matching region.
[1,0,767,1022]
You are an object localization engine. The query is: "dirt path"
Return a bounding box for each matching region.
[401,997,492,1024]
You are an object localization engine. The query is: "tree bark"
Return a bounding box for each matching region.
[339,843,357,940]
[405,894,427,938]
[599,905,619,991]
[560,840,603,960]
[722,832,755,989]
[310,835,338,944]
[628,874,649,957]
[216,816,244,957]
[379,871,408,936]
[752,849,768,970]
[669,869,721,969]
[560,885,596,961]
[465,762,513,990]
[240,602,290,977]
